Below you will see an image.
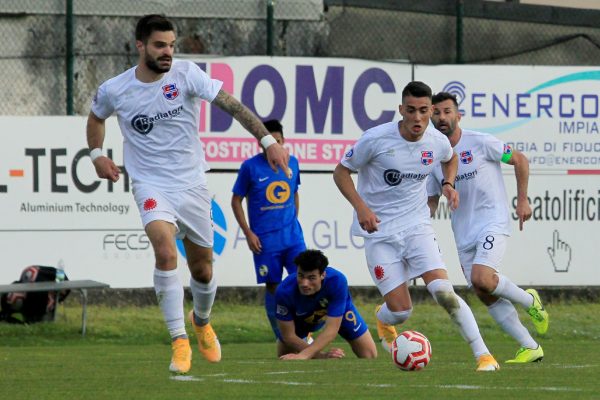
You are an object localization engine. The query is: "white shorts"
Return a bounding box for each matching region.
[364,224,447,296]
[458,233,508,287]
[132,183,213,247]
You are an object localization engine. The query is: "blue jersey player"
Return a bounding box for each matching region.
[231,120,306,338]
[276,249,377,360]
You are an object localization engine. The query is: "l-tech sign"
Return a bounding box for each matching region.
[182,55,412,170]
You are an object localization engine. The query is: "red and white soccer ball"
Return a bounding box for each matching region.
[391,330,432,371]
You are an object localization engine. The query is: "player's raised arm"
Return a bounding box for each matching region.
[333,163,380,233]
[212,90,290,177]
[86,112,120,182]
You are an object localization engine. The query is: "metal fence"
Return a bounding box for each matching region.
[2,0,599,115]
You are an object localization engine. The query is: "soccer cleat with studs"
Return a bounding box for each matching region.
[506,345,544,363]
[169,337,192,374]
[526,289,549,335]
[375,304,398,353]
[189,311,222,363]
[476,353,500,372]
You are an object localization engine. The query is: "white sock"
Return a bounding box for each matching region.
[427,279,490,358]
[377,303,412,325]
[488,298,538,349]
[492,274,533,310]
[190,276,217,321]
[153,268,186,338]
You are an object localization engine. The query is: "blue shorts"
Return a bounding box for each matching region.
[288,303,368,342]
[253,241,306,284]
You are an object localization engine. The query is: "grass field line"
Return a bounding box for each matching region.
[263,369,325,374]
[170,376,203,382]
[413,384,584,392]
[548,363,598,368]
[178,373,587,393]
[222,378,315,386]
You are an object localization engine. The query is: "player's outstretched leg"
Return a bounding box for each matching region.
[189,310,221,363]
[486,298,542,363]
[526,289,549,335]
[491,274,549,335]
[169,337,192,374]
[427,279,499,371]
[375,304,398,353]
[506,345,544,363]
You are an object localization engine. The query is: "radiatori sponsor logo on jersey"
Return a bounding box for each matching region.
[130,105,184,135]
[455,170,478,181]
[383,169,429,186]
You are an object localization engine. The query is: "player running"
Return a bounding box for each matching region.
[86,14,289,374]
[334,81,500,371]
[428,92,548,364]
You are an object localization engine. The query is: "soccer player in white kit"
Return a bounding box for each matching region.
[86,15,290,374]
[333,81,500,371]
[428,92,549,364]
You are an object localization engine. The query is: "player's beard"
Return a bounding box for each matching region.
[436,120,456,137]
[145,54,172,74]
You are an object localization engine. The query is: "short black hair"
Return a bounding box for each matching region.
[263,119,283,136]
[294,249,328,274]
[135,14,174,43]
[402,81,432,100]
[432,92,459,108]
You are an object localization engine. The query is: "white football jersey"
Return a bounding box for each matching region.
[342,121,453,238]
[91,60,223,190]
[427,129,511,251]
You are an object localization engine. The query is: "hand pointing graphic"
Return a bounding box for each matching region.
[547,230,571,272]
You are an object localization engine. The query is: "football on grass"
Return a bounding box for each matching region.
[391,330,432,371]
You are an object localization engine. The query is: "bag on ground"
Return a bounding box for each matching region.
[0,266,70,324]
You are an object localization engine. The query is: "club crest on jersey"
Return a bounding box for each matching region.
[162,83,179,100]
[421,151,433,166]
[345,148,354,158]
[503,144,512,155]
[259,265,269,276]
[460,150,473,164]
[277,304,288,316]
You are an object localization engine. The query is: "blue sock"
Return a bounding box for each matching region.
[265,290,280,339]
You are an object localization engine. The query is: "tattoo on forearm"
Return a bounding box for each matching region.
[213,90,268,140]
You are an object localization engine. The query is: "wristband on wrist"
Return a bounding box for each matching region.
[260,135,277,149]
[89,148,103,162]
[442,180,455,189]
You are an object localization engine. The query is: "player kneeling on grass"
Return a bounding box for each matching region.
[276,249,377,360]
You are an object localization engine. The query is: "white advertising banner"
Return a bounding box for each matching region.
[182,56,412,170]
[415,65,600,173]
[0,63,597,288]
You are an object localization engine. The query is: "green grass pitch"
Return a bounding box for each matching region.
[1,299,598,399]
